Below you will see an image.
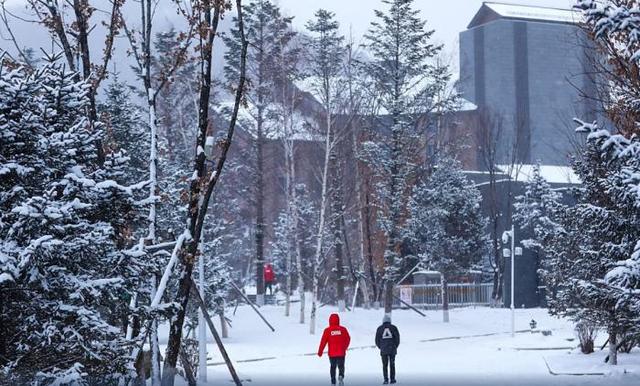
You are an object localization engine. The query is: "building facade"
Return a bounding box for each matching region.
[459,2,597,166]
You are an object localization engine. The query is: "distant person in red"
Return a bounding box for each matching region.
[317,313,351,386]
[263,263,275,295]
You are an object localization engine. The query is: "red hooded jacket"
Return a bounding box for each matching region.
[317,313,351,358]
[264,265,275,283]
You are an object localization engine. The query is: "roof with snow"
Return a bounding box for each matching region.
[467,2,583,29]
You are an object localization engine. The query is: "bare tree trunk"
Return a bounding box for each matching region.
[161,2,247,385]
[363,188,378,307]
[353,129,371,309]
[44,2,76,72]
[283,119,294,317]
[256,112,266,306]
[331,155,346,311]
[441,274,450,323]
[286,113,305,323]
[150,277,161,386]
[609,330,618,365]
[219,305,229,339]
[73,0,96,121]
[297,228,306,324]
[311,110,333,335]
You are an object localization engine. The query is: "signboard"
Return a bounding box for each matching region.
[399,286,412,305]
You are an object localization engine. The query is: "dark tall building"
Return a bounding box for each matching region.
[459,2,597,166]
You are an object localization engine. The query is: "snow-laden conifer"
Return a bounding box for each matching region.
[0,62,146,384]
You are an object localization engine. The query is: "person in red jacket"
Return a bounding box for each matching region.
[263,263,275,295]
[317,313,351,386]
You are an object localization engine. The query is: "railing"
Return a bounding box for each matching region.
[393,283,493,309]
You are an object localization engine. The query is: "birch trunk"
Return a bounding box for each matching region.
[145,273,160,386]
[310,273,319,335]
[297,236,305,324]
[292,153,305,324]
[310,106,332,335]
[255,111,266,306]
[282,92,294,317]
[352,125,371,309]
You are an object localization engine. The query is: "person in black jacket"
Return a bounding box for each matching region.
[375,314,400,384]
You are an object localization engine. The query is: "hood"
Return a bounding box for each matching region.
[382,314,391,324]
[329,313,340,326]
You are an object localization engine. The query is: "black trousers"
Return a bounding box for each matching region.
[381,354,396,382]
[329,356,345,384]
[265,282,273,295]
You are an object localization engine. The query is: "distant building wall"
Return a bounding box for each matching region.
[459,16,594,166]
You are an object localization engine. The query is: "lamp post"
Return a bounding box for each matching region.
[502,225,522,337]
[197,136,216,382]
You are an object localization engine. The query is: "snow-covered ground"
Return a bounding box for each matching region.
[160,299,640,386]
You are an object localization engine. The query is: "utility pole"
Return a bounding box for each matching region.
[198,241,207,382]
[510,224,515,337]
[199,137,216,383]
[502,224,521,337]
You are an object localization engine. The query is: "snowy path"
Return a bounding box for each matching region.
[160,302,640,386]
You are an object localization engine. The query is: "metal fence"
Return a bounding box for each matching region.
[393,283,493,309]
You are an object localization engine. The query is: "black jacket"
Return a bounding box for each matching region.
[375,322,400,355]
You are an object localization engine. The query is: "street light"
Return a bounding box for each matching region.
[197,136,216,382]
[502,225,522,337]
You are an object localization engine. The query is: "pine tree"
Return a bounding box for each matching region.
[552,121,640,365]
[408,157,487,322]
[99,78,149,186]
[154,28,199,169]
[0,62,146,384]
[305,8,347,334]
[513,164,567,303]
[361,0,456,314]
[520,120,640,364]
[224,0,293,307]
[559,0,640,364]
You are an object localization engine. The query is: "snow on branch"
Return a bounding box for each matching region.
[65,167,151,196]
[577,0,640,62]
[150,229,191,308]
[574,118,637,158]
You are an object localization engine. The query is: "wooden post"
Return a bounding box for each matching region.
[351,280,359,311]
[392,294,427,317]
[188,278,243,386]
[229,281,276,332]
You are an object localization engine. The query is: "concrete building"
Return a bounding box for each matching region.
[459,2,597,166]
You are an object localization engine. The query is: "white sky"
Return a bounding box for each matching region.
[274,0,577,62]
[1,0,578,79]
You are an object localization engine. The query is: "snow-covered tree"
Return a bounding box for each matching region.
[550,0,640,364]
[272,31,305,319]
[361,0,456,314]
[99,78,149,186]
[554,122,640,365]
[305,8,347,334]
[159,2,248,383]
[408,157,487,322]
[513,164,567,301]
[0,62,146,384]
[224,0,293,307]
